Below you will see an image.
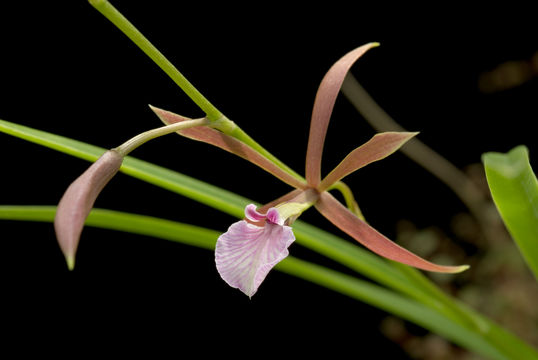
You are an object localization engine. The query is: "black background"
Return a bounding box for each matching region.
[1,1,537,357]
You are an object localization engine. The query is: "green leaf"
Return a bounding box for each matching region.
[0,117,417,297]
[0,205,218,251]
[0,118,248,218]
[2,119,538,359]
[0,117,408,289]
[279,256,508,360]
[0,205,517,360]
[483,145,538,279]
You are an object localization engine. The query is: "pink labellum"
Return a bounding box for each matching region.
[315,192,469,273]
[305,43,379,187]
[150,105,307,190]
[54,150,123,270]
[215,205,295,297]
[318,131,418,191]
[245,203,268,223]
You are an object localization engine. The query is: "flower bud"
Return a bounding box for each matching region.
[54,150,123,270]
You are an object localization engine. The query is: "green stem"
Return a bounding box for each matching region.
[225,124,305,183]
[88,0,222,121]
[328,181,365,220]
[89,0,305,184]
[113,117,209,156]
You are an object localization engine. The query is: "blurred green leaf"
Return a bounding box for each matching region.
[483,145,538,279]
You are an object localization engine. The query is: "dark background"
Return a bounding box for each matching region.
[1,1,537,357]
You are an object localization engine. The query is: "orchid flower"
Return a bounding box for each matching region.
[152,43,469,297]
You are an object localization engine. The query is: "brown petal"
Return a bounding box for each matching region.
[54,150,123,270]
[315,191,469,273]
[305,43,379,188]
[150,105,307,190]
[318,132,417,191]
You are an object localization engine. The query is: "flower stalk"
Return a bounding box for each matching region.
[113,117,209,156]
[88,0,305,185]
[88,0,223,122]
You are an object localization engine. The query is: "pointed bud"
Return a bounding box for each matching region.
[54,150,123,270]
